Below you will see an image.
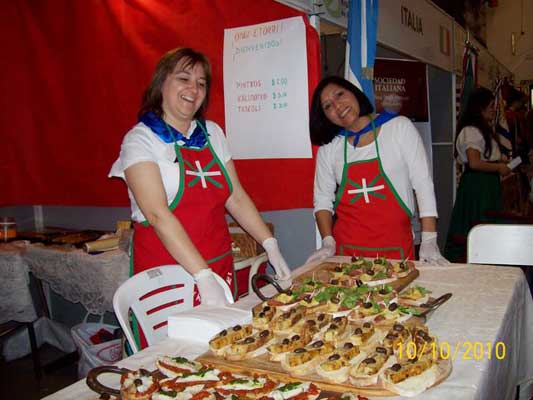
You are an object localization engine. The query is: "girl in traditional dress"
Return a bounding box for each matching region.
[444,87,511,262]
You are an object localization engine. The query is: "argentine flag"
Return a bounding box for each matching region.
[345,0,379,107]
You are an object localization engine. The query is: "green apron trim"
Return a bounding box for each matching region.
[139,120,231,226]
[372,119,412,218]
[334,117,412,218]
[339,244,405,259]
[129,230,135,276]
[127,230,142,351]
[200,123,234,195]
[205,249,236,298]
[206,249,232,264]
[130,313,142,353]
[183,158,196,170]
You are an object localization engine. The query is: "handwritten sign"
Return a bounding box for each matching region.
[223,17,311,159]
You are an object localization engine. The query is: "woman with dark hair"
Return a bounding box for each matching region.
[109,48,291,347]
[444,87,511,262]
[306,76,448,265]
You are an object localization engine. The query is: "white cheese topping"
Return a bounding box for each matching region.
[174,369,219,383]
[270,382,310,399]
[218,377,267,391]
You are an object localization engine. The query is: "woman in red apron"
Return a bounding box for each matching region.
[306,76,448,264]
[110,48,291,349]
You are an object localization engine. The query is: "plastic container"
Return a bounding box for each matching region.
[0,217,16,241]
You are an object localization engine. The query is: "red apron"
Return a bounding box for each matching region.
[130,121,235,349]
[333,120,414,260]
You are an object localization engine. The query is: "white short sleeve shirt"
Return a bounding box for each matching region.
[313,116,438,219]
[109,120,231,222]
[455,126,501,164]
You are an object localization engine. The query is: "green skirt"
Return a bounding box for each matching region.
[444,169,502,262]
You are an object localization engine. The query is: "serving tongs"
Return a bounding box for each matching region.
[416,292,453,321]
[251,272,287,301]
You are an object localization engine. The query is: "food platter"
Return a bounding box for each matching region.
[85,257,453,399]
[199,257,453,397]
[197,351,452,397]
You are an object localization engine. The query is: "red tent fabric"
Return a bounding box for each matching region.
[1,0,320,210]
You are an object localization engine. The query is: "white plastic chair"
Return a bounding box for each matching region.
[467,224,533,266]
[113,265,233,353]
[233,252,268,296]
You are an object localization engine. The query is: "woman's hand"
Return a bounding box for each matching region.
[262,237,292,283]
[419,232,450,266]
[498,163,512,177]
[194,269,231,306]
[305,235,336,264]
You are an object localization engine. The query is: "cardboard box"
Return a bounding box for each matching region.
[229,222,273,258]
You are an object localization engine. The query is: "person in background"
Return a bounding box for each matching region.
[444,87,511,262]
[306,76,448,265]
[109,48,291,347]
[505,88,529,164]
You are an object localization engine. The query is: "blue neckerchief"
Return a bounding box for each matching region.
[339,110,398,147]
[139,112,207,148]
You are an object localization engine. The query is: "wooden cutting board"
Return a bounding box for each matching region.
[196,351,452,396]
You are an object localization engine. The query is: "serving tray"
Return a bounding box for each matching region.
[196,350,452,397]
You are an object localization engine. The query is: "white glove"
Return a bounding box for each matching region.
[419,232,450,266]
[305,235,336,264]
[193,269,230,306]
[262,237,292,283]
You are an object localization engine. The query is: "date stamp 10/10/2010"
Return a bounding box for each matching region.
[395,341,507,361]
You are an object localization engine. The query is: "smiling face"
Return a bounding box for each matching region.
[320,83,363,131]
[161,58,207,132]
[481,99,496,124]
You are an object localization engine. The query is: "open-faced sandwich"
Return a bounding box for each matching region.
[262,381,321,400]
[252,303,277,328]
[349,346,396,387]
[225,329,275,361]
[214,373,278,399]
[158,368,222,393]
[390,260,415,279]
[322,316,350,344]
[266,291,301,312]
[383,323,411,355]
[271,307,306,335]
[156,356,203,378]
[381,355,439,397]
[398,286,431,307]
[348,299,386,324]
[346,322,383,348]
[316,342,366,383]
[337,392,369,400]
[120,369,159,400]
[209,324,253,356]
[281,340,335,376]
[267,330,313,362]
[152,388,216,400]
[371,284,397,303]
[373,302,415,326]
[358,267,395,287]
[409,325,437,361]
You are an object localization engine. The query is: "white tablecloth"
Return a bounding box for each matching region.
[0,242,37,324]
[43,259,533,400]
[24,244,130,315]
